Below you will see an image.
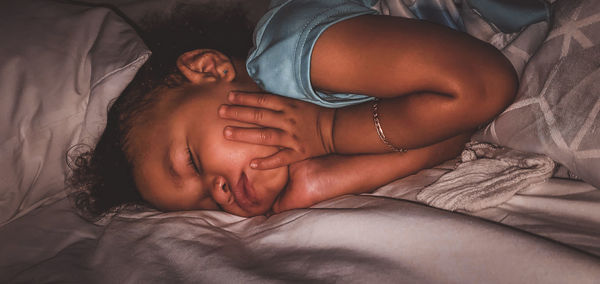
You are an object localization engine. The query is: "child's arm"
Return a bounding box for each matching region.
[271,133,470,213]
[219,15,517,168]
[311,15,517,154]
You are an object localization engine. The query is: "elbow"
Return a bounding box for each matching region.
[460,57,518,126]
[484,60,519,120]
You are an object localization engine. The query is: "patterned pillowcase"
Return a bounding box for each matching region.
[474,0,600,189]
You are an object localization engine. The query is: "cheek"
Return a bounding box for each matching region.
[203,123,254,164]
[201,124,243,165]
[253,167,289,202]
[206,140,252,170]
[207,134,280,169]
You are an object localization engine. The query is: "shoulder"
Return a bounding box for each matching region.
[246,0,379,107]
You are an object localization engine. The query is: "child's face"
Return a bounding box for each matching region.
[128,82,289,217]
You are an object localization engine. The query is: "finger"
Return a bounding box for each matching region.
[219,105,286,129]
[228,91,286,111]
[250,150,299,170]
[224,126,294,148]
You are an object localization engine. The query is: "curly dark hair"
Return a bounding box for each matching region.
[68,2,255,219]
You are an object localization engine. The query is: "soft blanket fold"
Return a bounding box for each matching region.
[417,142,555,212]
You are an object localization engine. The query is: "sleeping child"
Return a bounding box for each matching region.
[70,0,548,218]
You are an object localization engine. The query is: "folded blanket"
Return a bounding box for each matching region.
[416,142,555,212]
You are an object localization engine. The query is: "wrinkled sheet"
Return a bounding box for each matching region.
[2,172,600,283]
[372,160,600,257]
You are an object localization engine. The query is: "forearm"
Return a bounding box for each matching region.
[321,132,470,197]
[312,15,518,155]
[271,132,470,213]
[220,15,517,170]
[332,92,493,155]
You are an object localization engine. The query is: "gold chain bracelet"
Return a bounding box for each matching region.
[372,99,407,153]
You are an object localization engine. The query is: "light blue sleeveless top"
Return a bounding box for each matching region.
[246,0,550,108]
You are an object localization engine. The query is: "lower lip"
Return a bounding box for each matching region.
[232,173,258,211]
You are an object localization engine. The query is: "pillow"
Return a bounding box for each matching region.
[474,0,600,188]
[0,0,150,225]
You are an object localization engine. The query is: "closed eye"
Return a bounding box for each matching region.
[187,146,201,175]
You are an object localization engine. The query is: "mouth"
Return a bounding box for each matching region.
[231,172,259,212]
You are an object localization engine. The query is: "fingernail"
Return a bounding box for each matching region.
[228,92,236,102]
[250,161,258,168]
[218,105,227,116]
[224,127,232,138]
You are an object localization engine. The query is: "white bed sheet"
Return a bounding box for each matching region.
[372,161,600,257]
[1,169,599,283]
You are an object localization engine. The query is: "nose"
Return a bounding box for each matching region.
[210,176,234,207]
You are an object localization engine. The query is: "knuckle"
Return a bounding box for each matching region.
[257,94,269,106]
[259,129,272,142]
[286,118,297,126]
[273,156,284,165]
[298,146,306,154]
[253,109,264,121]
[270,156,283,166]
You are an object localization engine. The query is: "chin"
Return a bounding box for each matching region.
[237,176,286,217]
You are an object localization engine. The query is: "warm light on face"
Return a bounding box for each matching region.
[128,83,289,217]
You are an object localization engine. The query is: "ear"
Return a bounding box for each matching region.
[176,49,236,84]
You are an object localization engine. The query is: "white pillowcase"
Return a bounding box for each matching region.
[0,0,150,225]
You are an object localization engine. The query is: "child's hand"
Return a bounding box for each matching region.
[270,158,331,213]
[270,155,367,213]
[219,91,336,170]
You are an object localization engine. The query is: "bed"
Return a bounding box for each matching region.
[1,0,599,282]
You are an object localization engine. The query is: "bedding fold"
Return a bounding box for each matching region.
[3,196,599,283]
[417,141,555,212]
